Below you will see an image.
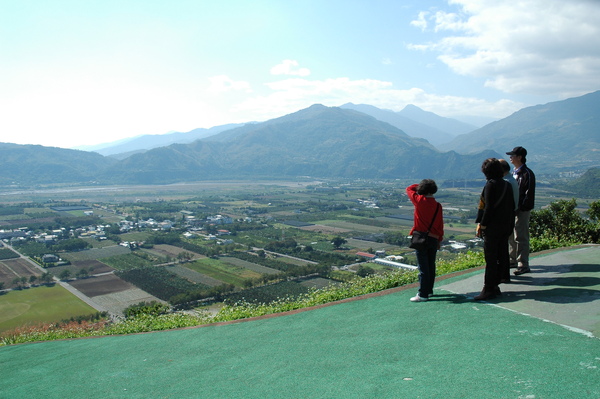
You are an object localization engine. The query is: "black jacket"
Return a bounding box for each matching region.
[515,164,535,211]
[476,179,515,236]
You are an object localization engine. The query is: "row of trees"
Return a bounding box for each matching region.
[7,272,54,290]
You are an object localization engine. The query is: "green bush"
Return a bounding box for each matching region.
[530,199,599,244]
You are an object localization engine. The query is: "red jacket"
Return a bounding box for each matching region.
[406,184,444,242]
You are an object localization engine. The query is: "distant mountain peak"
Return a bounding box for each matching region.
[400,104,422,112]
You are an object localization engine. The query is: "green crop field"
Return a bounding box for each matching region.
[184,258,262,287]
[101,252,163,271]
[313,220,398,233]
[0,285,97,333]
[220,256,281,274]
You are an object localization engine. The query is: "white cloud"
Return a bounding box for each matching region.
[232,75,522,122]
[270,60,311,77]
[410,11,429,31]
[207,75,252,93]
[410,0,600,97]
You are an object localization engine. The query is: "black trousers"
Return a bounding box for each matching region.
[415,236,438,298]
[482,232,510,290]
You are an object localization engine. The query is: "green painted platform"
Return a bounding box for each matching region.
[1,246,599,398]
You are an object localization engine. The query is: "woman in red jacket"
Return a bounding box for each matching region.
[406,179,444,302]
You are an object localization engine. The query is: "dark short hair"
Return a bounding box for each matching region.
[481,158,503,180]
[498,158,511,173]
[417,179,437,195]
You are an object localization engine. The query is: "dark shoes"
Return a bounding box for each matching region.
[474,287,500,301]
[513,266,531,276]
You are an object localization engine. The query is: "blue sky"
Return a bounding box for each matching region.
[2,0,599,148]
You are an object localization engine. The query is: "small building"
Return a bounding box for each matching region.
[356,251,376,260]
[42,254,59,263]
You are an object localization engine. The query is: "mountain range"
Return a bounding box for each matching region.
[441,90,600,172]
[96,105,495,184]
[340,103,477,146]
[1,91,599,186]
[77,123,247,159]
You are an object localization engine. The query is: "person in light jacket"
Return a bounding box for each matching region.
[506,146,536,276]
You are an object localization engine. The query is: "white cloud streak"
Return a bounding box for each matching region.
[270,60,311,77]
[409,0,600,97]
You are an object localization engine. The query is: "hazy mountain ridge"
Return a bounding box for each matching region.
[2,91,599,186]
[0,143,116,185]
[398,104,479,135]
[78,123,247,157]
[100,104,493,184]
[340,103,456,146]
[340,103,479,146]
[442,90,600,171]
[83,103,476,154]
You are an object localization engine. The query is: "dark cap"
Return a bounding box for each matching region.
[506,146,527,157]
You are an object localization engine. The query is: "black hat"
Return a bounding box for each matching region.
[506,146,527,157]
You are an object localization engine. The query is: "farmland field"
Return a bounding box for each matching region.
[49,259,114,278]
[101,252,164,271]
[61,245,131,261]
[0,285,97,332]
[309,220,398,234]
[69,274,133,297]
[299,224,352,234]
[71,260,114,274]
[184,258,262,287]
[80,237,117,249]
[344,238,394,252]
[143,244,204,260]
[220,256,281,275]
[0,258,41,287]
[3,258,40,276]
[168,264,224,287]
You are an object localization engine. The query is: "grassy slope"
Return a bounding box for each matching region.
[0,285,97,332]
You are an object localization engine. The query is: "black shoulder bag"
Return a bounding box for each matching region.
[409,203,441,251]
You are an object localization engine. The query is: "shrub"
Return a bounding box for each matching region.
[530,199,599,244]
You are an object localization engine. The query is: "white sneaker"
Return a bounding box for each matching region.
[410,295,428,302]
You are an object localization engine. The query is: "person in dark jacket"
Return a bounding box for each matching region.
[406,180,444,302]
[475,158,515,301]
[506,146,536,276]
